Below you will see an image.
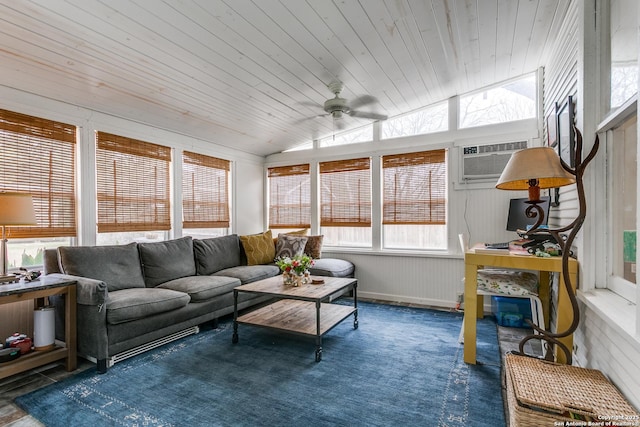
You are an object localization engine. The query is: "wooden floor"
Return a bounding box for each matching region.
[0,303,537,427]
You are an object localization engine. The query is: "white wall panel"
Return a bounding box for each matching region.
[543,0,640,411]
[322,251,463,308]
[574,302,640,409]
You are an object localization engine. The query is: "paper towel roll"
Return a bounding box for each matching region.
[33,307,55,351]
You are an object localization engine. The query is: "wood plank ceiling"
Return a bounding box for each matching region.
[0,0,569,157]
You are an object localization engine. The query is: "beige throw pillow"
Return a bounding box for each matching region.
[240,230,276,265]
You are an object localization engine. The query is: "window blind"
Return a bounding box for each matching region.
[382,149,446,225]
[319,158,371,227]
[182,151,230,229]
[268,164,310,229]
[96,131,171,233]
[0,108,77,238]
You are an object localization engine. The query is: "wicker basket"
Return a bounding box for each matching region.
[505,353,639,426]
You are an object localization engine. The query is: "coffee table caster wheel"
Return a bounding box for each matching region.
[354,319,359,330]
[315,349,322,362]
[232,333,238,344]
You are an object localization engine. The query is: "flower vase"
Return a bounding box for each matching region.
[283,271,304,287]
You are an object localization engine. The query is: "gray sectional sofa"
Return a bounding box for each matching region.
[44,234,354,373]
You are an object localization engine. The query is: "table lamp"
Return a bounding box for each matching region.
[0,191,37,282]
[495,128,599,364]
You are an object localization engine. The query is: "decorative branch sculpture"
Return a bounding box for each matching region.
[517,127,599,364]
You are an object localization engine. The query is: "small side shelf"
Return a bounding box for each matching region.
[0,346,69,380]
[0,277,77,379]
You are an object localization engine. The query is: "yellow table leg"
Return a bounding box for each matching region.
[463,262,478,364]
[538,271,550,329]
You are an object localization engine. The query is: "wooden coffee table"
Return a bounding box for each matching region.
[232,275,358,362]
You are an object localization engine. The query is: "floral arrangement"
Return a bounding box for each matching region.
[275,254,314,276]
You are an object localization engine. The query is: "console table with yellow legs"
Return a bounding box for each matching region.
[463,248,578,365]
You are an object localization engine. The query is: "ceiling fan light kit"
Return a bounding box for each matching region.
[320,81,388,122]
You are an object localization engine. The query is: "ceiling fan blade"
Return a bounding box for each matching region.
[349,110,388,121]
[349,94,378,110]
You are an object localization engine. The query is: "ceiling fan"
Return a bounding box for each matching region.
[306,81,388,129]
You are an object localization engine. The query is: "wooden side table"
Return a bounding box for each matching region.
[0,276,76,379]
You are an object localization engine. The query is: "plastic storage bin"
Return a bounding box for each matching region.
[491,296,533,328]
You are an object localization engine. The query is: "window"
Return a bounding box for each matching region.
[284,141,313,152]
[268,164,310,230]
[382,150,447,249]
[610,0,638,109]
[319,126,373,148]
[320,158,371,247]
[0,108,77,269]
[459,73,537,128]
[182,151,230,236]
[381,102,448,139]
[95,132,171,244]
[608,114,637,302]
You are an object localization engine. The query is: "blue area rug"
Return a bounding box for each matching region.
[16,301,504,426]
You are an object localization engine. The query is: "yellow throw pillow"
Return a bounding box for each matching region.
[240,230,276,265]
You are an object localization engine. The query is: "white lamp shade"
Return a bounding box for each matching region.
[0,192,37,225]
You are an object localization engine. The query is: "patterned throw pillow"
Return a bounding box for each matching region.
[275,234,308,259]
[240,230,276,265]
[272,228,309,247]
[304,235,324,259]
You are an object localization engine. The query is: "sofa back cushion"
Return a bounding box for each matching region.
[193,234,242,275]
[58,243,146,291]
[138,236,197,287]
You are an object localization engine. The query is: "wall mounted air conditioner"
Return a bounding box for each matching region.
[460,141,528,181]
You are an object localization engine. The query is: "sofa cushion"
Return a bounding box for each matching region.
[106,288,190,325]
[304,235,324,259]
[138,237,197,287]
[275,234,308,259]
[239,230,276,265]
[308,258,355,277]
[158,275,241,302]
[193,234,242,275]
[213,265,280,284]
[58,243,146,291]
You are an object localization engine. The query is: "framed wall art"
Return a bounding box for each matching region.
[546,107,558,148]
[556,95,575,168]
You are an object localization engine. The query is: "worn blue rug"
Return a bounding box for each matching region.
[16,301,504,426]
